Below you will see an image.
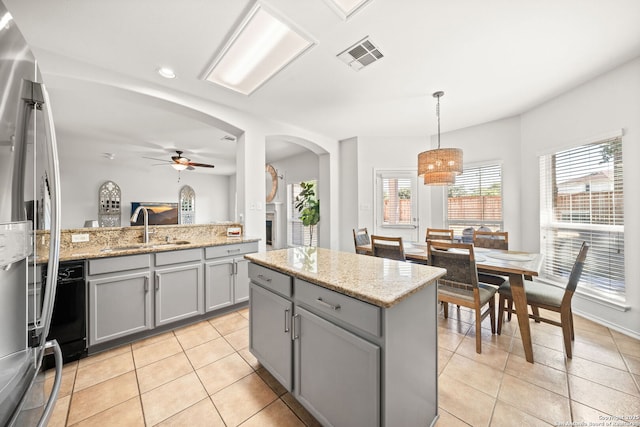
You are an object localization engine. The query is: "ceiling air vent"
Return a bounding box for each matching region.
[337,37,384,71]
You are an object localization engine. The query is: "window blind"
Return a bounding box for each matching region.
[447,164,503,235]
[539,137,624,299]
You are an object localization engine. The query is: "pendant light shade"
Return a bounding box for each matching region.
[418,91,463,185]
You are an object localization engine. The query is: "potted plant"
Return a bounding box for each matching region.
[294,181,320,246]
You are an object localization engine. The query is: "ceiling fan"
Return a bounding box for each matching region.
[144,150,215,171]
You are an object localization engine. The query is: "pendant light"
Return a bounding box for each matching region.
[417,91,463,185]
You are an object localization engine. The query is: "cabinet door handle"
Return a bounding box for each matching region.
[257,274,272,283]
[233,262,238,275]
[144,276,149,292]
[155,274,160,291]
[284,309,290,333]
[291,313,300,340]
[316,297,341,311]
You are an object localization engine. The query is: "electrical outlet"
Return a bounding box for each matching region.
[71,234,90,243]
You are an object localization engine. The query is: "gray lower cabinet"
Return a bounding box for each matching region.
[249,283,293,391]
[87,242,257,348]
[88,254,153,346]
[204,242,258,312]
[155,263,204,326]
[88,270,152,346]
[294,306,380,427]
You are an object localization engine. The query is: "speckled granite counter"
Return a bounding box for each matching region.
[35,223,259,263]
[245,246,445,308]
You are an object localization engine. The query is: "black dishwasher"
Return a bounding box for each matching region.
[42,260,87,367]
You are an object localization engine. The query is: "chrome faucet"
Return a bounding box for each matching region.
[130,206,150,244]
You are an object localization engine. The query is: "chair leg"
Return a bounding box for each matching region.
[474,308,483,354]
[560,306,573,358]
[569,308,575,341]
[442,302,449,319]
[489,298,496,334]
[532,306,541,323]
[497,294,506,335]
[507,299,513,321]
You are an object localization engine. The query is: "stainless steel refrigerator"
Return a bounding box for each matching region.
[0,1,63,425]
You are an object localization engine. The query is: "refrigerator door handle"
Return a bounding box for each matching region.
[37,340,63,427]
[30,81,62,345]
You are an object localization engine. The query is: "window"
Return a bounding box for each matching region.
[446,164,502,236]
[540,136,624,300]
[374,170,418,241]
[287,181,318,247]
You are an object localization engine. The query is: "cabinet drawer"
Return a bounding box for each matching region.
[205,242,258,259]
[155,248,202,266]
[295,279,381,337]
[89,254,150,275]
[249,263,292,298]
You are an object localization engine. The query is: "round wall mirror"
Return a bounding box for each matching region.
[266,164,278,202]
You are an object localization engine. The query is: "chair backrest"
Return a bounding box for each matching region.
[565,242,590,295]
[353,227,370,255]
[473,230,509,250]
[425,228,454,243]
[371,235,405,261]
[427,241,479,289]
[461,227,475,243]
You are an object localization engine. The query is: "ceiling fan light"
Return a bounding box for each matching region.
[172,163,188,171]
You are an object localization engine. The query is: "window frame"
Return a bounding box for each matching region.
[539,134,625,302]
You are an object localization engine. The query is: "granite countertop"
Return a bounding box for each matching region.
[37,236,260,263]
[245,247,446,308]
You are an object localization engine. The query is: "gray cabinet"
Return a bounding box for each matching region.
[249,283,293,391]
[88,254,152,346]
[294,306,380,427]
[87,242,258,349]
[204,242,258,312]
[88,270,152,346]
[155,263,203,326]
[154,248,204,327]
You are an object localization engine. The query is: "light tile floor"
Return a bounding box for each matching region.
[45,305,640,426]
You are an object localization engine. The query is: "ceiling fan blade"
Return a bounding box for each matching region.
[187,162,215,168]
[187,165,196,171]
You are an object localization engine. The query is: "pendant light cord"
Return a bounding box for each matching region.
[433,91,444,149]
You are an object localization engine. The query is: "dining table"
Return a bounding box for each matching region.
[357,241,544,363]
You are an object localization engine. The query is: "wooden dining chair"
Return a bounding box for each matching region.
[473,230,509,250]
[496,242,589,358]
[425,228,454,243]
[473,230,510,288]
[353,227,370,255]
[428,241,497,354]
[371,235,406,261]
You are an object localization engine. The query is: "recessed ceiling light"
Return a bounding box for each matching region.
[157,67,176,79]
[322,0,373,20]
[203,2,315,95]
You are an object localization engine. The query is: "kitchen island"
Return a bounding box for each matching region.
[246,247,446,427]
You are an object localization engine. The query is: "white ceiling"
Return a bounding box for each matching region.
[5,0,640,175]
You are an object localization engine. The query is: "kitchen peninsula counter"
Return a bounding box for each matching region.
[246,247,445,426]
[35,223,258,263]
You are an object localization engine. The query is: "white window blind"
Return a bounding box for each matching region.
[447,164,503,236]
[539,137,624,299]
[382,177,414,226]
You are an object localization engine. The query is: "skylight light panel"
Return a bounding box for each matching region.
[203,3,314,95]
